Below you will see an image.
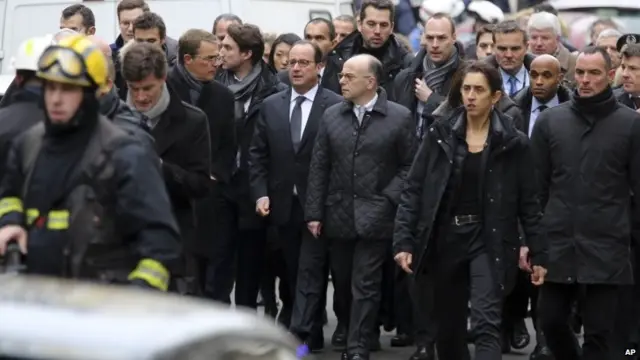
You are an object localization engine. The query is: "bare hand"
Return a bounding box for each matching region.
[394,252,413,274]
[415,78,432,102]
[307,221,322,238]
[531,265,547,286]
[518,246,532,273]
[0,225,28,255]
[256,197,270,217]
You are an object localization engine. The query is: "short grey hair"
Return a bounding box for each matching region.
[596,28,623,42]
[527,11,561,36]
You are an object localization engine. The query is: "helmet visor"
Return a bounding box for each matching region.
[37,45,93,87]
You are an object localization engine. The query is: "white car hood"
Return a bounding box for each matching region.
[0,276,298,360]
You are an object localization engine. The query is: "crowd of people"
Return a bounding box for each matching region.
[0,0,639,360]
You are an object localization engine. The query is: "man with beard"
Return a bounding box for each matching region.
[326,0,413,99]
[531,46,640,360]
[215,23,286,312]
[511,54,571,360]
[165,29,236,301]
[394,12,464,138]
[122,42,211,294]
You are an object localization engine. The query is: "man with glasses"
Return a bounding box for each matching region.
[165,28,237,299]
[305,54,416,360]
[249,40,342,352]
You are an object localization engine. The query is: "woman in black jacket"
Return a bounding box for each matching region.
[430,60,526,131]
[393,61,547,360]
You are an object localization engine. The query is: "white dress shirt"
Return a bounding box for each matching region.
[353,94,378,124]
[290,84,319,138]
[318,66,325,83]
[500,66,529,96]
[528,94,559,137]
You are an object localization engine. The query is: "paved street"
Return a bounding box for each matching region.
[258,283,538,360]
[314,305,537,360]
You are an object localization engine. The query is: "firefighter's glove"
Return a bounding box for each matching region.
[127,258,170,291]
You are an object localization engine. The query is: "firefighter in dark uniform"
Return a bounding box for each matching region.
[0,34,180,291]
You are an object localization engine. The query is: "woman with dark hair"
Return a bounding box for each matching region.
[267,33,301,71]
[432,62,526,132]
[393,61,547,360]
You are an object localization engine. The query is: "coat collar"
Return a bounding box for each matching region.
[339,87,389,116]
[447,109,519,149]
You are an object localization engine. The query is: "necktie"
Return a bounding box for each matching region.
[508,76,518,97]
[356,106,366,123]
[291,96,305,151]
[538,105,548,113]
[633,97,640,110]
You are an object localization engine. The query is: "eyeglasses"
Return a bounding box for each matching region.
[289,59,314,68]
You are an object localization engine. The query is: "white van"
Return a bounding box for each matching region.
[0,0,355,95]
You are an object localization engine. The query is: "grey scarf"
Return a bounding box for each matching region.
[176,62,203,105]
[423,46,460,94]
[220,62,263,121]
[126,83,171,129]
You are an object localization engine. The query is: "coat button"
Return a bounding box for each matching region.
[490,198,494,202]
[353,131,357,136]
[492,228,496,232]
[489,169,492,172]
[353,194,357,198]
[353,173,357,177]
[437,139,442,143]
[429,128,434,132]
[355,152,359,156]
[495,257,500,262]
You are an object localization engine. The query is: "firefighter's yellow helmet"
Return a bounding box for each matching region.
[36,34,109,92]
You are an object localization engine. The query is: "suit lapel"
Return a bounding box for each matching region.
[298,88,326,153]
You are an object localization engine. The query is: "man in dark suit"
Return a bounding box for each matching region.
[122,42,211,294]
[250,40,342,351]
[510,55,570,360]
[165,29,237,302]
[616,42,640,111]
[512,55,571,137]
[277,18,341,94]
[305,54,417,360]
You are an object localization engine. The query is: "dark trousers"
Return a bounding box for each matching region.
[234,228,267,309]
[539,282,619,360]
[291,230,344,339]
[395,269,413,335]
[411,269,438,346]
[261,226,292,324]
[330,237,388,357]
[611,246,640,359]
[435,223,502,360]
[196,190,237,304]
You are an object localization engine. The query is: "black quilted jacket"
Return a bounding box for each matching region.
[304,88,417,240]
